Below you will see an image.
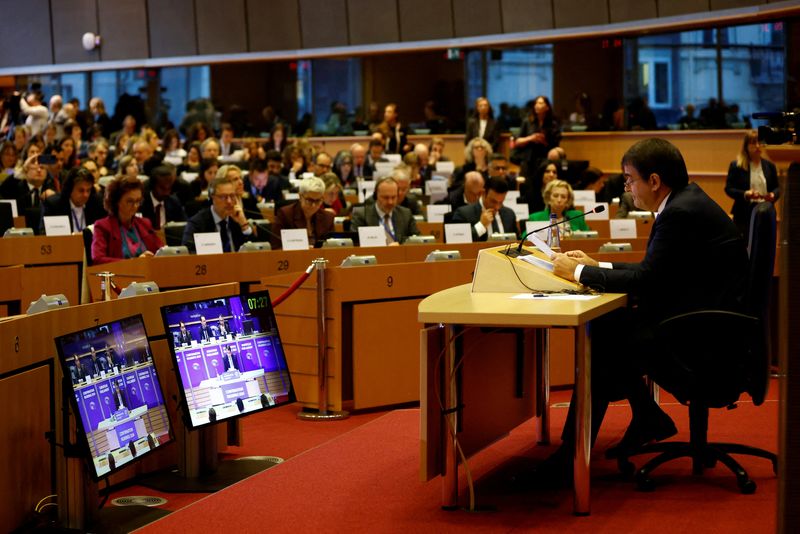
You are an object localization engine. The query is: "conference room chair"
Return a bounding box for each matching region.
[616,201,778,493]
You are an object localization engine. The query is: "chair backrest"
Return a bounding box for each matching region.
[744,201,777,405]
[163,222,188,246]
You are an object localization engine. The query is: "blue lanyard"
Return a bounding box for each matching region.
[380,213,396,242]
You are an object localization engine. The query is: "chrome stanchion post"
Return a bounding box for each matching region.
[297,258,349,421]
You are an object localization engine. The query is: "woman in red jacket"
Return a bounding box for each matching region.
[91,176,163,264]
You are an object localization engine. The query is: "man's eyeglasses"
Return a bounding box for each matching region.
[214,193,238,202]
[623,177,638,190]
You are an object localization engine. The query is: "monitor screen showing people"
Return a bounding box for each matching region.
[161,290,295,429]
[54,315,173,480]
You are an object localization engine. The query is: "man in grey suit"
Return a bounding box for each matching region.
[452,177,517,241]
[350,175,419,245]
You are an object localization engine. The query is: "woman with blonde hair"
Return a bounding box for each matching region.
[451,136,492,190]
[528,179,589,235]
[724,130,779,239]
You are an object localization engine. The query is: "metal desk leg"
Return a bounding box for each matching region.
[573,322,592,516]
[535,328,551,445]
[441,324,459,509]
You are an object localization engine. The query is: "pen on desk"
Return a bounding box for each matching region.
[532,293,545,297]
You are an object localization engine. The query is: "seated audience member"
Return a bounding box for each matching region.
[131,138,154,172]
[543,138,748,481]
[488,153,515,190]
[451,137,491,191]
[116,154,140,180]
[268,123,288,153]
[42,167,105,232]
[465,96,500,150]
[366,138,387,173]
[575,166,625,205]
[91,176,163,264]
[218,164,260,219]
[452,177,517,241]
[246,156,288,204]
[177,142,202,176]
[162,129,186,161]
[350,143,372,179]
[5,155,56,233]
[528,179,590,235]
[393,165,422,216]
[87,139,110,178]
[311,151,333,177]
[141,163,187,229]
[200,137,221,160]
[725,130,779,240]
[271,176,334,249]
[219,123,240,158]
[519,159,562,214]
[334,150,355,187]
[1,141,19,178]
[80,158,101,189]
[616,191,638,218]
[350,176,419,245]
[428,136,449,166]
[182,174,256,253]
[414,143,433,186]
[184,157,218,217]
[444,170,485,212]
[320,172,345,215]
[282,144,307,179]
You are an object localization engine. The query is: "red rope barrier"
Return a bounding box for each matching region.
[271,264,316,308]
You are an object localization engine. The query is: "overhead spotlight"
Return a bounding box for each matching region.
[82,32,101,51]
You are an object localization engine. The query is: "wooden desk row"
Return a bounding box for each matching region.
[0,283,240,531]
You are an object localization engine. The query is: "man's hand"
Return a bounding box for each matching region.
[479,208,495,228]
[551,250,598,282]
[231,202,248,226]
[563,249,599,266]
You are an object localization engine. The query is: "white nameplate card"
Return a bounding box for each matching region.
[0,199,18,217]
[283,192,299,201]
[357,226,387,247]
[435,161,455,174]
[573,190,597,208]
[281,228,309,251]
[194,232,224,255]
[444,223,472,244]
[425,180,448,202]
[383,154,402,164]
[375,162,395,174]
[357,179,376,203]
[43,215,71,236]
[505,190,520,202]
[609,219,637,239]
[426,204,451,223]
[509,203,530,221]
[584,202,609,220]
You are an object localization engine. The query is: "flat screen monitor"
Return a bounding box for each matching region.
[160,290,295,429]
[54,315,173,480]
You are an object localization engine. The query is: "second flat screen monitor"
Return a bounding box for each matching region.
[161,291,295,429]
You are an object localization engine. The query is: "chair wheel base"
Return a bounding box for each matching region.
[738,478,756,494]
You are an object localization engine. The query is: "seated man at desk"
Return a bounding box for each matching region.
[69,354,86,384]
[217,315,232,337]
[350,175,419,245]
[41,167,105,232]
[198,316,213,342]
[87,346,109,376]
[543,138,749,480]
[177,322,193,345]
[182,175,255,252]
[452,177,517,241]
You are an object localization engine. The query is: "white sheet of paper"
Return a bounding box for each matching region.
[505,190,520,202]
[518,253,554,271]
[383,154,401,164]
[194,232,224,255]
[525,220,551,243]
[444,223,472,244]
[43,215,71,236]
[511,293,599,301]
[426,204,451,223]
[529,231,555,258]
[435,161,455,174]
[357,179,376,203]
[281,228,309,251]
[573,190,597,207]
[425,180,448,202]
[610,219,638,239]
[509,203,530,221]
[358,226,387,247]
[0,198,19,217]
[584,202,609,220]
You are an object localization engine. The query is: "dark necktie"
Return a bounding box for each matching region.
[32,188,40,207]
[219,219,231,252]
[492,218,499,234]
[154,203,163,229]
[383,213,395,244]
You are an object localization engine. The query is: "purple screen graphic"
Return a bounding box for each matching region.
[161,291,295,429]
[54,315,172,480]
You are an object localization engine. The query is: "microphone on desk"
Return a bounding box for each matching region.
[502,205,606,258]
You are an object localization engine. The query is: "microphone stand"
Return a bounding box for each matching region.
[501,206,604,258]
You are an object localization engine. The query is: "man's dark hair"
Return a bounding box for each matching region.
[265,149,281,163]
[61,167,94,199]
[489,153,508,164]
[251,158,268,173]
[149,163,176,184]
[485,177,509,194]
[621,138,689,190]
[368,138,383,149]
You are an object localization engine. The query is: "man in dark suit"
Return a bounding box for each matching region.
[69,354,86,384]
[198,316,213,342]
[140,164,186,230]
[182,175,255,252]
[177,322,192,345]
[41,167,105,232]
[222,345,240,372]
[545,138,749,476]
[219,124,241,158]
[87,346,109,376]
[452,177,517,241]
[217,315,231,337]
[350,143,372,179]
[350,176,419,245]
[443,171,484,212]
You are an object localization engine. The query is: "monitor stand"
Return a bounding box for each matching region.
[139,418,282,493]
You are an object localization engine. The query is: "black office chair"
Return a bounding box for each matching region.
[618,201,778,493]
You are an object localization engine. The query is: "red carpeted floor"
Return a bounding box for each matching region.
[128,382,778,534]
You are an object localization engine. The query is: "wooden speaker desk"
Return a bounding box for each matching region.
[255,259,477,411]
[0,282,239,530]
[418,284,627,516]
[0,235,85,310]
